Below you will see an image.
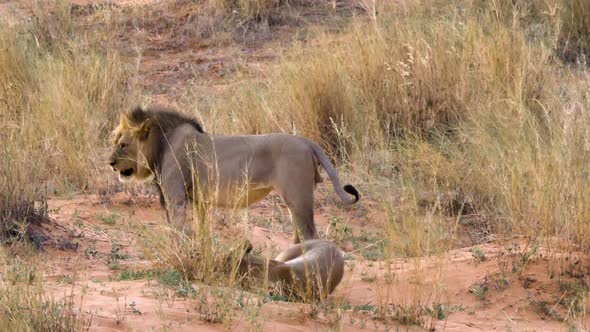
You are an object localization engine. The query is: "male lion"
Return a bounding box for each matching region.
[108,106,359,243]
[229,239,344,300]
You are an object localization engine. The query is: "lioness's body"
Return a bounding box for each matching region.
[235,240,345,300]
[109,106,359,243]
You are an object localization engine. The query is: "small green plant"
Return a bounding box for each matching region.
[108,261,120,271]
[530,299,563,321]
[84,245,97,258]
[359,316,367,328]
[7,261,36,285]
[391,304,424,326]
[195,286,234,324]
[115,269,157,281]
[328,217,352,243]
[60,275,74,285]
[107,241,127,271]
[157,270,184,286]
[341,302,352,311]
[519,243,538,267]
[496,276,510,290]
[360,243,387,261]
[471,246,486,263]
[470,284,488,301]
[157,270,196,297]
[353,303,376,314]
[99,213,118,226]
[557,278,589,317]
[505,242,539,274]
[425,304,465,320]
[435,304,449,320]
[263,294,290,303]
[360,270,377,282]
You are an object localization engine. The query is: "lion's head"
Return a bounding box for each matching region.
[108,108,155,182]
[108,106,205,182]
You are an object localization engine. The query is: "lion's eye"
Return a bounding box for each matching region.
[119,143,128,151]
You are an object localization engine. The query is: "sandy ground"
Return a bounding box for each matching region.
[27,192,587,331]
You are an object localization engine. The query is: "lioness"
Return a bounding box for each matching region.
[108,106,359,243]
[230,239,344,300]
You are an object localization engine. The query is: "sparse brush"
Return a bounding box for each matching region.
[138,218,256,327]
[0,282,88,331]
[0,145,47,242]
[0,1,136,243]
[0,2,136,192]
[212,0,280,21]
[0,253,90,331]
[558,0,590,63]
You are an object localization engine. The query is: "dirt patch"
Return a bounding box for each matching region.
[14,193,583,330]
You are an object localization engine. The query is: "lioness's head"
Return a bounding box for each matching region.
[109,106,205,182]
[108,107,155,182]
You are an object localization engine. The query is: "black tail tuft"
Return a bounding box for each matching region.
[343,184,360,203]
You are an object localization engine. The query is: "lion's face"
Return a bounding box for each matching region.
[108,113,154,182]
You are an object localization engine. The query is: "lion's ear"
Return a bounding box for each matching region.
[119,113,130,128]
[243,240,253,254]
[127,106,147,123]
[132,118,153,141]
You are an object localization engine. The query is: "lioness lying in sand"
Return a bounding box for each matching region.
[108,106,359,243]
[229,239,345,300]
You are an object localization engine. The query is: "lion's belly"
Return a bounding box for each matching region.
[212,186,272,208]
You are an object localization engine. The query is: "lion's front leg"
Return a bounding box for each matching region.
[168,200,190,235]
[159,168,192,236]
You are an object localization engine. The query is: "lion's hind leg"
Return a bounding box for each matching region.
[272,153,319,243]
[282,194,317,244]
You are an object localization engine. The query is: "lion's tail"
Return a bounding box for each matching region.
[306,140,360,205]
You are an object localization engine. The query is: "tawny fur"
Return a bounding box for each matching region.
[108,105,360,243]
[231,240,345,300]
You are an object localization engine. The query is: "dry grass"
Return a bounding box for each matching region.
[0,146,47,241]
[0,1,136,192]
[138,218,267,328]
[0,0,137,241]
[0,280,86,331]
[0,249,89,331]
[0,3,135,326]
[172,1,590,325]
[558,0,590,63]
[211,0,280,21]
[189,0,590,251]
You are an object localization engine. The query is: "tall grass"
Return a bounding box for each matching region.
[191,0,590,252]
[0,1,135,192]
[0,4,131,328]
[212,0,279,21]
[558,0,590,63]
[204,1,548,158]
[0,146,47,241]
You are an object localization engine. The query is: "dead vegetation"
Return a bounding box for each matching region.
[0,249,91,331]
